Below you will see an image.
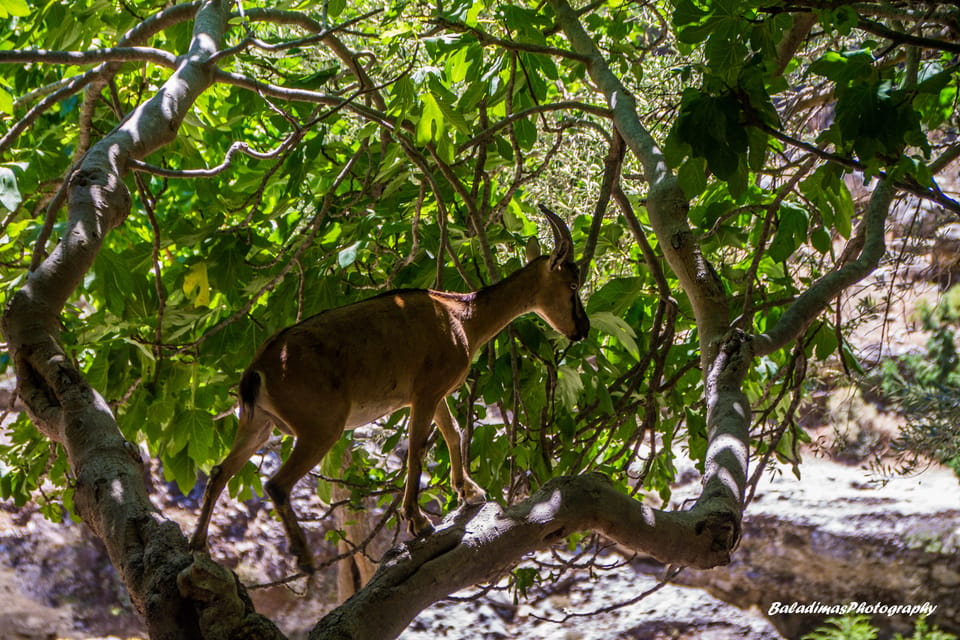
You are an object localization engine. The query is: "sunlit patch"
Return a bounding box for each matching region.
[394,295,405,308]
[110,478,124,502]
[732,401,747,418]
[642,505,656,527]
[280,344,288,375]
[708,432,748,462]
[705,432,749,499]
[528,489,562,523]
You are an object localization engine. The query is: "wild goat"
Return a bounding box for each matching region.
[190,206,590,573]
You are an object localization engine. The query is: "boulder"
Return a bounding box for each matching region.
[673,459,960,639]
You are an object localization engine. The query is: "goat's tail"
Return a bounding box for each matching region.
[238,370,261,424]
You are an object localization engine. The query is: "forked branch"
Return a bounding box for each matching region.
[305,471,743,640]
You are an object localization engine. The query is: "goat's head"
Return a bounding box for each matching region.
[530,205,590,342]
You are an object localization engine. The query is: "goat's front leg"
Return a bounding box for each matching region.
[402,401,435,535]
[434,400,486,506]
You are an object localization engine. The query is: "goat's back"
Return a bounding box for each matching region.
[247,289,472,430]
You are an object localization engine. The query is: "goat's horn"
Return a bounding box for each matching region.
[538,204,574,264]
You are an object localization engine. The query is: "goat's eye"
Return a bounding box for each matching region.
[569,282,579,292]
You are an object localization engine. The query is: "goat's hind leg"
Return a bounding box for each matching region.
[264,412,344,574]
[191,413,272,551]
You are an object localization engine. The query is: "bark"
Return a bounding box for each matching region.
[309,472,743,640]
[2,2,278,638]
[0,3,898,639]
[546,0,748,547]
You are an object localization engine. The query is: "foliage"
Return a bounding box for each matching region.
[802,614,878,640]
[802,614,957,640]
[0,0,958,612]
[874,285,960,478]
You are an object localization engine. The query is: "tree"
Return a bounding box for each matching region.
[0,0,957,637]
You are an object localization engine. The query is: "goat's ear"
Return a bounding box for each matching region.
[525,236,541,263]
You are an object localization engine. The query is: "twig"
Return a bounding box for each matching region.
[759,122,960,217]
[531,565,683,623]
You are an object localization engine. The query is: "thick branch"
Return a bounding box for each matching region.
[546,0,729,367]
[774,12,816,76]
[754,179,895,356]
[1,2,276,637]
[308,472,742,640]
[0,46,177,67]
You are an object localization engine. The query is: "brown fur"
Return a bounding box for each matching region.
[190,211,589,575]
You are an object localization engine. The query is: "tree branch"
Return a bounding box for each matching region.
[759,122,960,217]
[579,130,624,283]
[130,140,289,178]
[856,17,960,55]
[0,46,177,67]
[242,8,387,111]
[458,101,612,152]
[306,472,742,639]
[430,16,592,62]
[753,179,895,356]
[1,3,278,637]
[546,0,729,367]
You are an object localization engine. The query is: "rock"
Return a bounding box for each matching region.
[672,459,960,639]
[400,562,783,640]
[930,222,960,287]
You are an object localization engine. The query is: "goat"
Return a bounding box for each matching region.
[189,206,590,574]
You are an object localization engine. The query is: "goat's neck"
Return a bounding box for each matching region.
[460,260,543,354]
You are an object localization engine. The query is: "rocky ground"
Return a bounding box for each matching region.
[0,459,786,640]
[0,446,957,640]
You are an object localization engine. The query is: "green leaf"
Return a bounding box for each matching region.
[0,0,30,17]
[800,166,853,238]
[416,93,445,144]
[810,226,832,254]
[183,262,212,307]
[768,201,809,263]
[0,86,12,115]
[338,242,360,268]
[587,278,646,316]
[557,365,583,410]
[675,92,747,182]
[672,0,709,29]
[678,156,707,199]
[590,311,640,359]
[326,0,346,19]
[814,323,839,359]
[428,77,471,135]
[704,21,747,80]
[184,409,215,463]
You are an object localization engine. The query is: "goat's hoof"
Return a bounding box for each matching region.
[459,482,487,506]
[406,515,434,538]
